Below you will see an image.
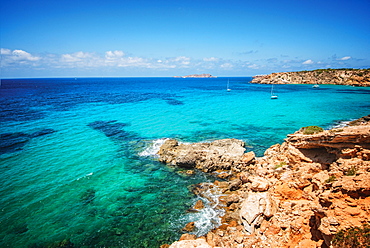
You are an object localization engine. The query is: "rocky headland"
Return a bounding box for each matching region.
[159,115,370,248]
[251,69,370,87]
[174,74,217,78]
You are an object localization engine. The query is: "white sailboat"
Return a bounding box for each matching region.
[227,79,231,91]
[271,85,278,99]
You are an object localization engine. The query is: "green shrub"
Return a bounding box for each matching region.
[345,166,358,176]
[325,175,337,184]
[332,224,370,248]
[300,126,324,135]
[275,161,287,169]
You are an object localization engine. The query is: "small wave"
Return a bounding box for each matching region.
[138,138,170,157]
[76,172,94,181]
[327,120,352,130]
[176,184,226,237]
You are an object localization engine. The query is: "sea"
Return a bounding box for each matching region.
[1,77,369,247]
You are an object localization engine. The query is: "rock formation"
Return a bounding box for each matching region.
[157,139,249,173]
[159,115,370,248]
[251,69,370,86]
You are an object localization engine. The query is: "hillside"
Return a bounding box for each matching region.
[251,68,370,86]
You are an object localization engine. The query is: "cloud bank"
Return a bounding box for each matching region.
[1,48,367,77]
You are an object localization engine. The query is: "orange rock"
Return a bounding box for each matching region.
[297,239,319,248]
[193,199,205,210]
[344,206,361,216]
[182,222,196,232]
[179,233,197,241]
[264,224,281,236]
[274,183,303,200]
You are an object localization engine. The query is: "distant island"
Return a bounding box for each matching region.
[174,73,217,78]
[251,68,370,86]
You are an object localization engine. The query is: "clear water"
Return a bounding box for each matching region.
[1,77,369,247]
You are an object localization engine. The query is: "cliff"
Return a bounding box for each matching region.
[174,73,217,78]
[160,115,370,248]
[251,69,370,87]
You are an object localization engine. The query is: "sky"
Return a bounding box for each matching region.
[1,0,370,78]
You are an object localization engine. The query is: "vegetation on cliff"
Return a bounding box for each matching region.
[332,224,370,248]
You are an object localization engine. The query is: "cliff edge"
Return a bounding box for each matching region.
[251,69,370,86]
[160,115,370,248]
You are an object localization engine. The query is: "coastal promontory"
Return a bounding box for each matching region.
[251,68,370,86]
[160,115,370,248]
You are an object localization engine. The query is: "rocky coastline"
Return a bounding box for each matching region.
[251,69,370,87]
[159,115,370,248]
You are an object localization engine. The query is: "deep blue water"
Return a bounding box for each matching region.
[1,77,369,247]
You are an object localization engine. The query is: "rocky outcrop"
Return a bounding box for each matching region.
[160,115,370,248]
[157,139,249,172]
[251,69,370,86]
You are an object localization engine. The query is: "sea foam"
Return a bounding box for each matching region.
[138,138,170,157]
[177,184,226,237]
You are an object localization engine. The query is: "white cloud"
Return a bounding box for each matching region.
[302,59,314,65]
[220,63,233,69]
[59,51,101,68]
[105,50,125,60]
[1,48,41,67]
[247,64,260,69]
[1,48,11,55]
[12,50,40,61]
[203,57,219,62]
[339,56,351,61]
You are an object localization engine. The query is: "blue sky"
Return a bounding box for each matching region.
[1,0,370,78]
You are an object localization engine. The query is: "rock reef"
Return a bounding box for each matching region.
[160,115,370,248]
[251,69,370,86]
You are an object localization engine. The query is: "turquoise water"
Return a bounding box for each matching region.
[1,77,369,247]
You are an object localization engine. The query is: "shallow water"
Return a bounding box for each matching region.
[1,77,369,247]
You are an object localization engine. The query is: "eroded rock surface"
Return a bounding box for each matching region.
[160,116,370,248]
[157,139,248,172]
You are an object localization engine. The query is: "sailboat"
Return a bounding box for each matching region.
[270,85,278,99]
[227,79,231,91]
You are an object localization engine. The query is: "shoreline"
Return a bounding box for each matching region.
[160,115,370,248]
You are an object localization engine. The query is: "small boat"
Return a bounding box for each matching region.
[312,84,319,88]
[227,79,231,91]
[271,85,278,99]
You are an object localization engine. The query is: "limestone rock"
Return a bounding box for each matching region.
[193,200,205,210]
[182,222,196,232]
[239,192,278,234]
[169,238,212,248]
[167,115,370,248]
[157,139,246,172]
[248,176,270,192]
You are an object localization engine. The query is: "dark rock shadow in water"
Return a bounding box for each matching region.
[87,120,132,142]
[0,129,56,155]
